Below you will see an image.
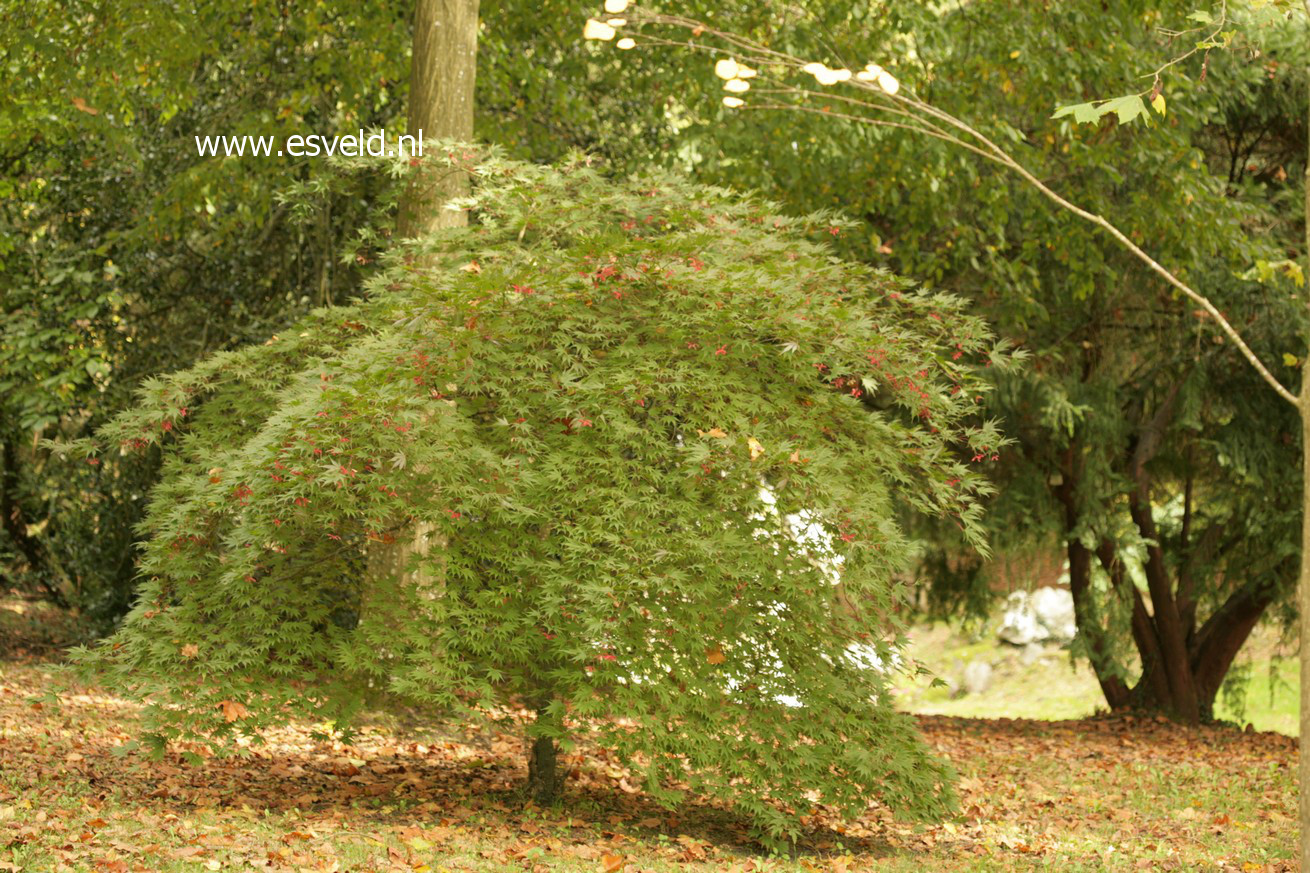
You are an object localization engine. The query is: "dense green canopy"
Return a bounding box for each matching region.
[64,148,1010,839]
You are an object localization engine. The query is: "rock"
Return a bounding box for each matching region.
[998,591,1042,645]
[1030,586,1077,643]
[1020,642,1046,665]
[961,659,993,695]
[998,588,1077,646]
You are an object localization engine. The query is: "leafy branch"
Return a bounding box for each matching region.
[584,3,1299,407]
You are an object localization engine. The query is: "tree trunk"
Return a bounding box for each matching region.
[1096,541,1171,706]
[366,0,479,596]
[1055,446,1131,708]
[1127,494,1200,723]
[1300,378,1309,867]
[1294,10,1304,859]
[398,0,480,237]
[1057,441,1277,724]
[1299,9,1309,861]
[1067,533,1131,708]
[526,705,561,805]
[527,734,561,805]
[1120,577,1277,720]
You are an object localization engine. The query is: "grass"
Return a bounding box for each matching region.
[893,625,1103,723]
[1214,657,1299,738]
[895,622,1300,737]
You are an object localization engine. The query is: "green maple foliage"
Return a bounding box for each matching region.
[63,147,1012,840]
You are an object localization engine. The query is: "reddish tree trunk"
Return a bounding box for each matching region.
[1190,579,1278,716]
[1054,437,1277,725]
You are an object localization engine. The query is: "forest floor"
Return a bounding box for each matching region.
[0,598,1299,872]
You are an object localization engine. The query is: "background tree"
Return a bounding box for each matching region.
[1,0,412,624]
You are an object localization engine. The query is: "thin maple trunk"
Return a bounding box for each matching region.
[526,705,561,805]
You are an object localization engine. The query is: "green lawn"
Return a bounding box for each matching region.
[1214,656,1299,737]
[895,623,1299,736]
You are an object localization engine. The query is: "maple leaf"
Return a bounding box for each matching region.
[705,646,727,665]
[600,855,625,873]
[747,437,764,460]
[180,644,200,658]
[218,700,249,722]
[71,96,99,115]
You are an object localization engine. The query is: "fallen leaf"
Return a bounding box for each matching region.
[600,854,625,873]
[71,96,99,115]
[218,700,249,722]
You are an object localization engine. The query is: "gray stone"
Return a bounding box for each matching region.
[998,590,1042,645]
[998,587,1077,646]
[1020,642,1046,665]
[961,659,993,695]
[1030,586,1077,643]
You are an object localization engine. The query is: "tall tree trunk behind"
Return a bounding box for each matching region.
[366,0,480,592]
[1298,5,1309,860]
[398,0,480,237]
[1300,370,1309,866]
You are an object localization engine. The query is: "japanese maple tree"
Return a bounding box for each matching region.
[64,147,1011,842]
